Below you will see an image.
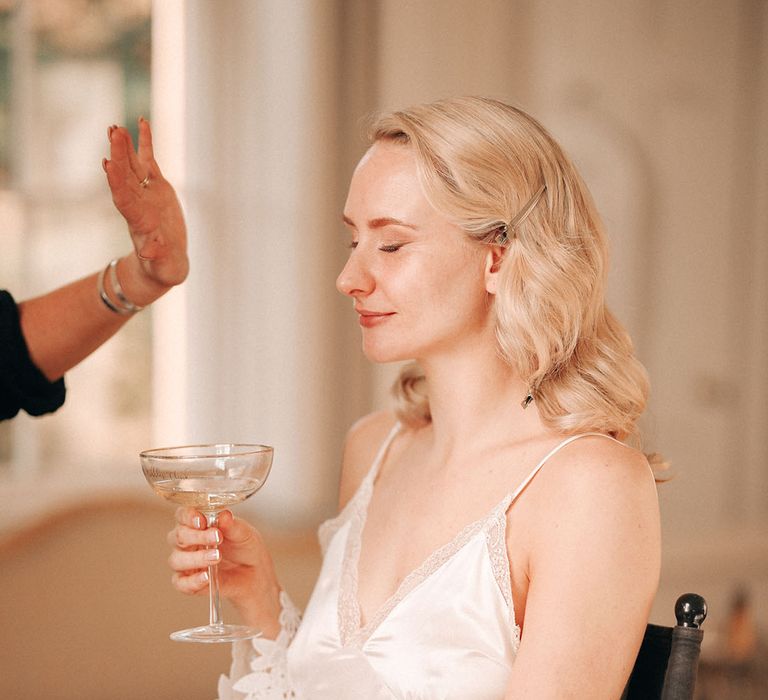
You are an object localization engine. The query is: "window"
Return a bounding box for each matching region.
[0,0,152,506]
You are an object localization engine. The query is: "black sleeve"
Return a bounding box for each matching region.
[0,290,66,421]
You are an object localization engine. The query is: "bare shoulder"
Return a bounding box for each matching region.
[337,410,399,510]
[545,435,657,500]
[508,435,661,696]
[528,434,660,563]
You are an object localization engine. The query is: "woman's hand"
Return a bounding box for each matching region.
[102,118,189,304]
[167,508,283,639]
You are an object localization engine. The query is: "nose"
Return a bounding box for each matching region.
[336,250,374,297]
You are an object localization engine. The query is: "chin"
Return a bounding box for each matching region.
[361,341,414,365]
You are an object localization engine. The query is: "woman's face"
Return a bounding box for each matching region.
[337,141,494,364]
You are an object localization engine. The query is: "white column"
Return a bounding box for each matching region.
[151,0,350,525]
[150,0,189,447]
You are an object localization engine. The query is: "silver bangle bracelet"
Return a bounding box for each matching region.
[108,258,144,313]
[97,259,141,316]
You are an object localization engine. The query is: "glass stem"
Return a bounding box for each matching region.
[205,511,224,629]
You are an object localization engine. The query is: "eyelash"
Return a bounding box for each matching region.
[346,242,403,253]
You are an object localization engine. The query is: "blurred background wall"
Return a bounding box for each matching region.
[0,0,766,698]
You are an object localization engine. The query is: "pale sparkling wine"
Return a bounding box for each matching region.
[151,477,262,510]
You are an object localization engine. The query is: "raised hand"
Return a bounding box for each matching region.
[102,118,188,293]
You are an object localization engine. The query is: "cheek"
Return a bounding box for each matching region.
[417,255,489,320]
[439,249,487,295]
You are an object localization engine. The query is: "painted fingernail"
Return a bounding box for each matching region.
[199,571,209,584]
[210,530,221,544]
[193,516,202,529]
[205,549,220,561]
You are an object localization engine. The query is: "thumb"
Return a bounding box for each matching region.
[217,510,257,546]
[136,235,165,261]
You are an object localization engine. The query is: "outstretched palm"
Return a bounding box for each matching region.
[103,119,188,288]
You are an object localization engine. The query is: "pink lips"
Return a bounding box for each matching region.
[355,307,395,328]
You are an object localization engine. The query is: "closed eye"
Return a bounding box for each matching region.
[345,241,404,252]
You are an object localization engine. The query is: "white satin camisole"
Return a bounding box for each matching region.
[286,425,615,699]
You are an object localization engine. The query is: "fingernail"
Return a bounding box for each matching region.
[193,516,202,529]
[199,571,209,584]
[211,530,221,544]
[205,549,220,561]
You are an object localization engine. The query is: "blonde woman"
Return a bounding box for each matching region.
[168,97,661,699]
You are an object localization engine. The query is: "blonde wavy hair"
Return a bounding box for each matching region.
[371,96,654,452]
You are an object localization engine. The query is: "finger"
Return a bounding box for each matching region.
[103,157,131,194]
[175,507,207,529]
[137,117,161,177]
[168,546,221,573]
[167,523,221,549]
[111,126,147,183]
[216,510,257,546]
[105,130,143,198]
[217,509,234,527]
[106,126,131,178]
[172,570,210,595]
[124,129,148,182]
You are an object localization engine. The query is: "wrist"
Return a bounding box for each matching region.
[116,254,171,308]
[234,581,283,640]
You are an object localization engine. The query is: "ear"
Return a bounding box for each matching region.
[484,244,506,295]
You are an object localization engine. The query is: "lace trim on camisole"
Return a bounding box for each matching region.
[328,426,620,649]
[318,496,353,557]
[485,500,514,611]
[317,422,402,557]
[334,422,518,649]
[343,492,520,649]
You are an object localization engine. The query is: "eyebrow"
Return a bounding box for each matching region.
[341,215,418,230]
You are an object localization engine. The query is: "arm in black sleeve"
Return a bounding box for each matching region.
[0,290,66,420]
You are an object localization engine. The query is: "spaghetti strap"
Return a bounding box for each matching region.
[506,432,624,507]
[363,421,402,485]
[317,420,401,555]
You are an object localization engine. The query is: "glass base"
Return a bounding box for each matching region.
[170,624,262,644]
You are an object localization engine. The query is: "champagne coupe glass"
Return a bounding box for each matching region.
[140,443,274,643]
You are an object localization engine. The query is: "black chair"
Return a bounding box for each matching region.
[622,593,708,700]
